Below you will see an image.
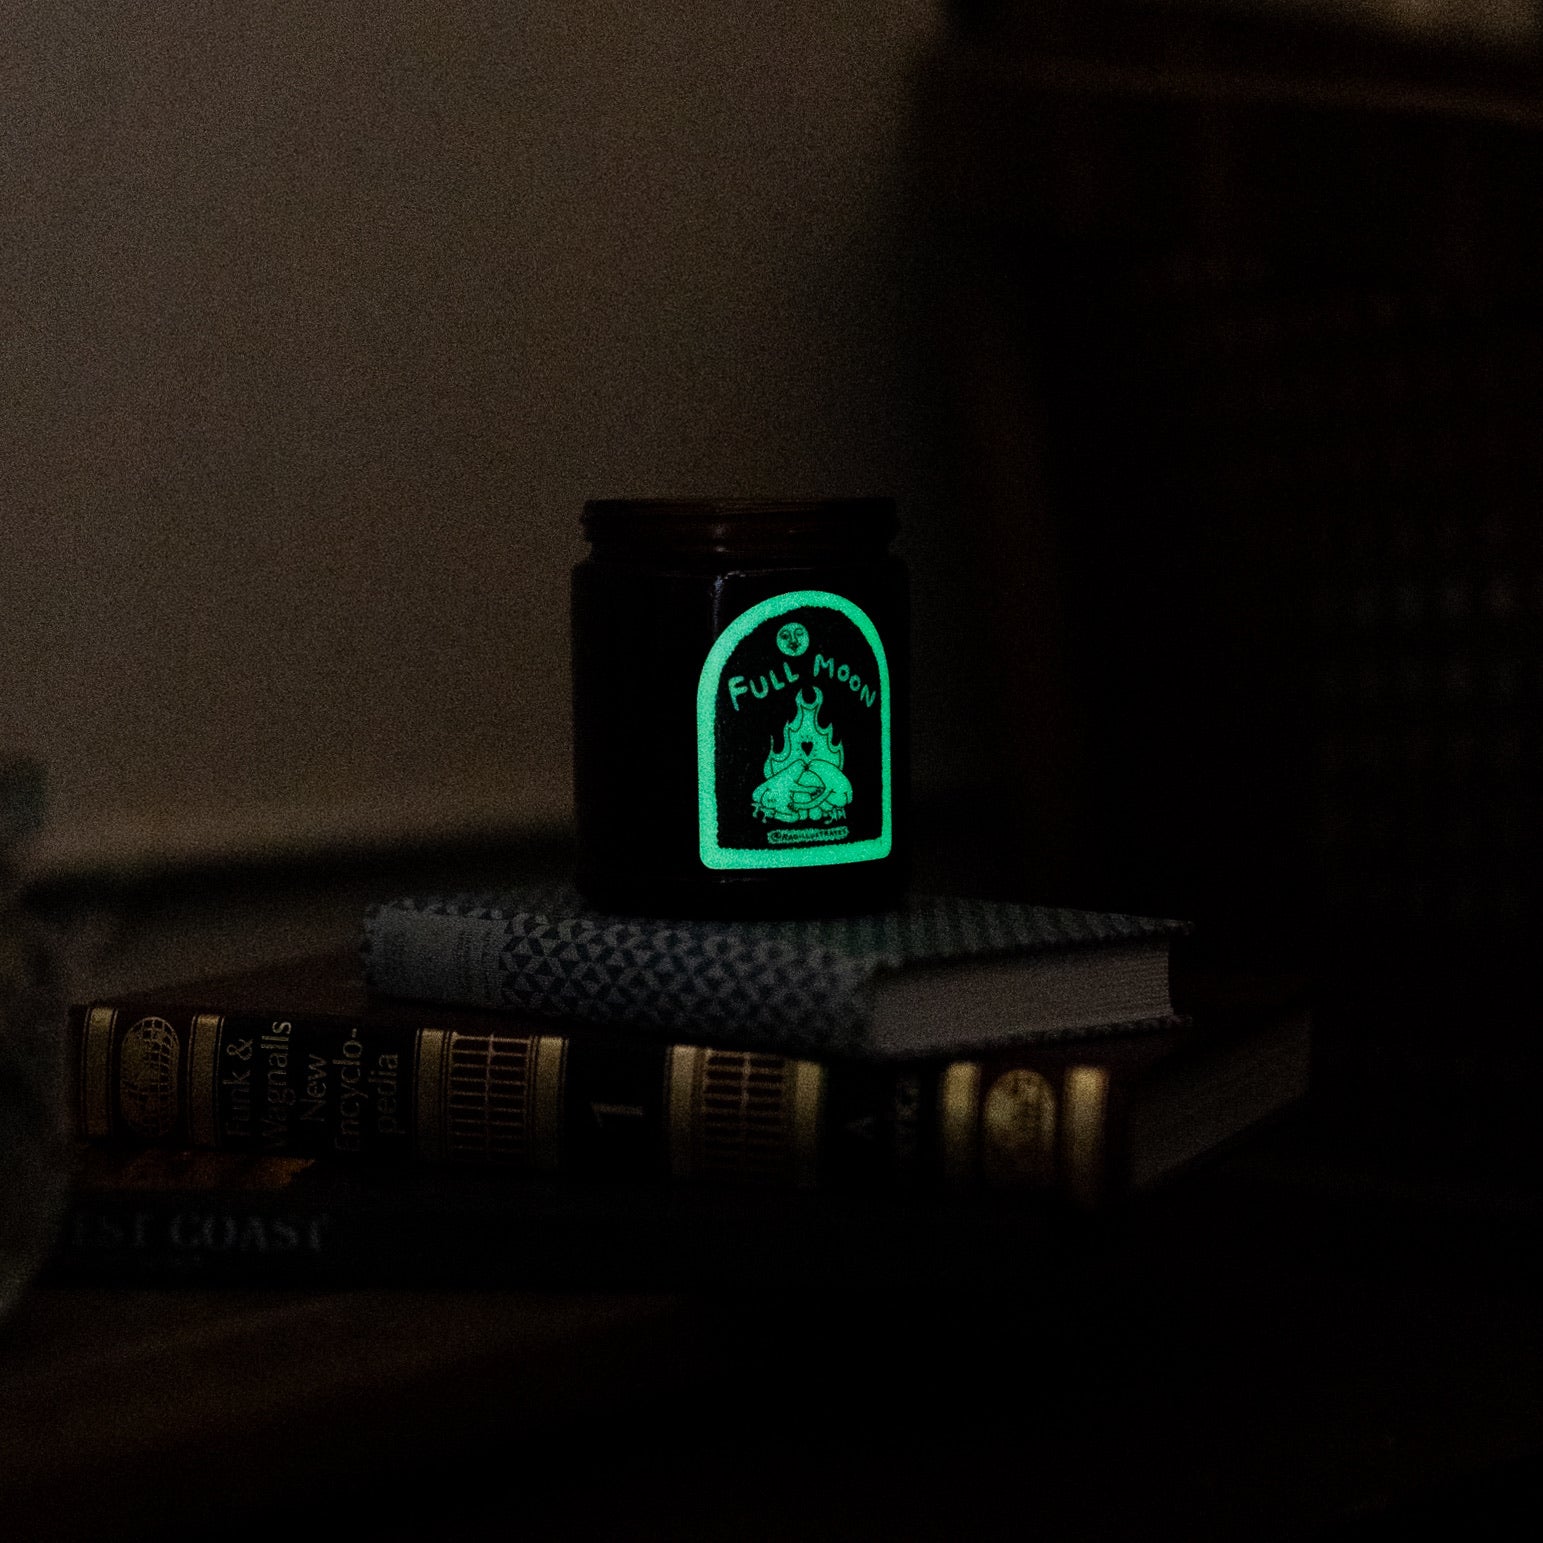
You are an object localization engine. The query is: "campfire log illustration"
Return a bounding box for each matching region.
[751,688,853,824]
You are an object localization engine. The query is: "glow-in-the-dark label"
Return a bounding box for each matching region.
[697,590,892,870]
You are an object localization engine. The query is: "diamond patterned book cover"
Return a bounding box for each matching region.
[358,883,1191,1059]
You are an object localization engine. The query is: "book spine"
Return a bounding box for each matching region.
[73,1001,1123,1196]
[49,1178,1067,1290]
[358,902,872,1052]
[56,1180,342,1285]
[51,1183,676,1288]
[357,904,528,1014]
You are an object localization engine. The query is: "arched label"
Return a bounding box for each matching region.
[697,589,892,870]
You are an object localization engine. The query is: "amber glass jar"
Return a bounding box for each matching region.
[571,497,910,918]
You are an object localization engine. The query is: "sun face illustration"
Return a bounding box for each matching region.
[776,622,809,658]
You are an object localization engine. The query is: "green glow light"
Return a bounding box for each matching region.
[697,590,892,870]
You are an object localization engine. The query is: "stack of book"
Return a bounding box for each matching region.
[53,884,1312,1288]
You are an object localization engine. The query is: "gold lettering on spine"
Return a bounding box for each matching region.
[529,1035,567,1172]
[81,1007,117,1139]
[1062,1065,1109,1209]
[666,1045,708,1180]
[938,1061,981,1184]
[189,1013,222,1146]
[416,1029,451,1160]
[789,1060,825,1189]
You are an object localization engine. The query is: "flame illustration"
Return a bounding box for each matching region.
[752,689,853,824]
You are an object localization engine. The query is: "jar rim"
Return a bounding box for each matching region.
[581,497,897,553]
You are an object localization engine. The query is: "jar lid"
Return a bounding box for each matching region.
[582,497,897,558]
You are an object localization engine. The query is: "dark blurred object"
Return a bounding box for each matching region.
[951,1,1543,64]
[917,2,1543,999]
[0,760,68,1326]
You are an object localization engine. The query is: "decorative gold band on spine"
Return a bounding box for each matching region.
[80,1007,117,1139]
[188,1013,223,1147]
[1062,1065,1110,1209]
[938,1061,981,1184]
[667,1045,820,1184]
[789,1060,825,1189]
[981,1067,1059,1188]
[415,1028,451,1160]
[529,1035,568,1172]
[442,1030,535,1162]
[667,1045,707,1181]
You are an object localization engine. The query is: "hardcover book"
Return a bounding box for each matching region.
[54,995,1311,1290]
[358,884,1193,1058]
[67,949,1310,1213]
[49,1142,1082,1290]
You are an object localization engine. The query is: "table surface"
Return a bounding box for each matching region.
[5,846,1541,1542]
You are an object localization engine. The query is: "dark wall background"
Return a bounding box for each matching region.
[2,2,960,877]
[8,0,1542,1001]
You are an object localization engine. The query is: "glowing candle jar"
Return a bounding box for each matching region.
[571,497,910,917]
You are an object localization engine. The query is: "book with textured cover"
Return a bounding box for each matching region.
[358,884,1191,1059]
[68,949,1309,1211]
